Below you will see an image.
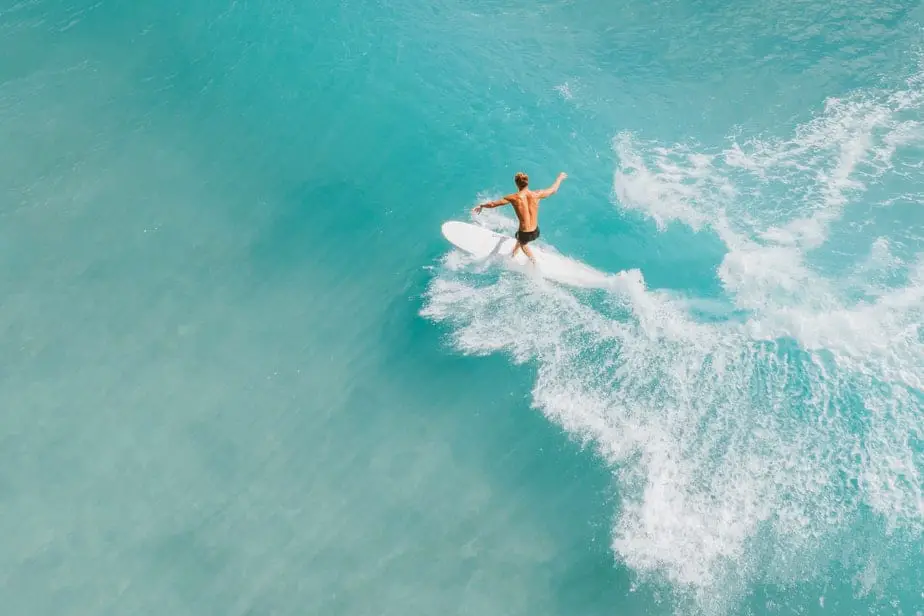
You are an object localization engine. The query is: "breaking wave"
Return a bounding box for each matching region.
[422,64,924,613]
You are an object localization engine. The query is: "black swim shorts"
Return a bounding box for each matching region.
[515,227,540,244]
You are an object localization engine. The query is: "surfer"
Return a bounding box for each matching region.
[471,171,568,263]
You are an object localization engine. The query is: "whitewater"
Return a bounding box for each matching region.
[3,1,923,615]
[423,63,924,614]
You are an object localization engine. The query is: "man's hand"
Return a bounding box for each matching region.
[473,196,510,214]
[535,173,568,199]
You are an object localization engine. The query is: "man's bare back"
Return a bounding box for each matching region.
[472,171,568,263]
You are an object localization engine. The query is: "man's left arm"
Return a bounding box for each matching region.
[472,195,512,215]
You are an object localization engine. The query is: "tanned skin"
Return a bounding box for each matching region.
[472,171,568,263]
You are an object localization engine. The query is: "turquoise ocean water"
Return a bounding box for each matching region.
[2,0,923,614]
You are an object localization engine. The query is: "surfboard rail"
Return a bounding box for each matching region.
[440,220,609,288]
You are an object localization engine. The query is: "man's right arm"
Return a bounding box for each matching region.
[534,172,568,199]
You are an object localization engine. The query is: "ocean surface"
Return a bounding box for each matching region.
[2,1,923,615]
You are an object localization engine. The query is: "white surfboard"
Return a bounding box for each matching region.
[440,220,609,288]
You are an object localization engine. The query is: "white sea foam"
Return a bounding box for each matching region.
[423,66,924,614]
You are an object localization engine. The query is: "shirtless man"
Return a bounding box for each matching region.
[471,171,568,263]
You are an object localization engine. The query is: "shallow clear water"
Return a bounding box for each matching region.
[2,1,923,615]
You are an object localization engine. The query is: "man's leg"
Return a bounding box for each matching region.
[512,240,536,264]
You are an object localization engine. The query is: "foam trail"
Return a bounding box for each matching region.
[424,63,924,614]
[458,209,631,291]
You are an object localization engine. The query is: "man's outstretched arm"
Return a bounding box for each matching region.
[472,195,513,215]
[534,172,568,199]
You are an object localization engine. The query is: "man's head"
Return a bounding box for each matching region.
[514,172,529,189]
